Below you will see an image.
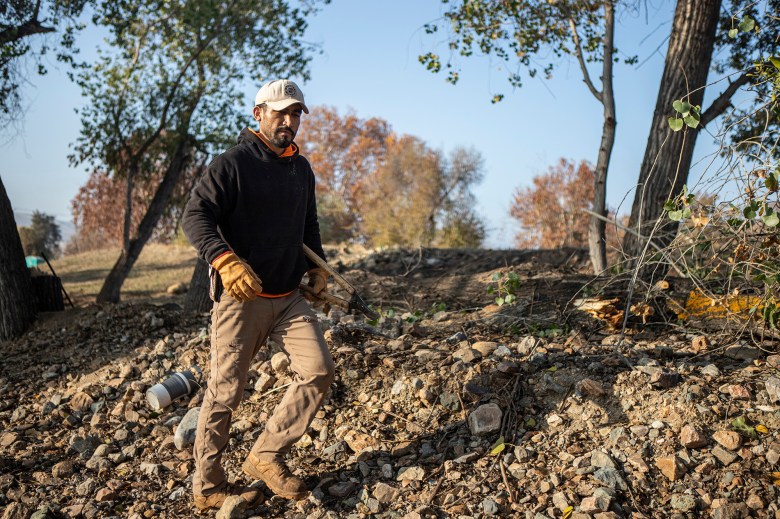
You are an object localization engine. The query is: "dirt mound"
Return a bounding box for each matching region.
[0,247,779,518]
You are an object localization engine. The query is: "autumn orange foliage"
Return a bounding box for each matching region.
[67,165,202,253]
[296,106,391,243]
[510,159,595,249]
[298,106,485,247]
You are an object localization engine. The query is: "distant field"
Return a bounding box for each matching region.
[50,244,198,306]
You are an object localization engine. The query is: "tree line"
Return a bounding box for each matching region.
[66,106,486,254]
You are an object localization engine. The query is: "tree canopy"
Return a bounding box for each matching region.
[68,0,329,302]
[297,106,485,248]
[17,210,61,258]
[1,0,88,126]
[510,159,594,250]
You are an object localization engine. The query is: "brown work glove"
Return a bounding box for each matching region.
[303,267,328,305]
[212,252,263,302]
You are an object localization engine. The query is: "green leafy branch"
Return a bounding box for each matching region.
[668,99,702,131]
[728,15,756,39]
[664,184,695,222]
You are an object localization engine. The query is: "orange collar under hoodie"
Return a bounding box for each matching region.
[250,128,297,159]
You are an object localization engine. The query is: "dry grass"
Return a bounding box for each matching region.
[50,243,198,306]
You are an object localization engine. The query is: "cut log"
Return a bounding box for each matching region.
[31,274,64,312]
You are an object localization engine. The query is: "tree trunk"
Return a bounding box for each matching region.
[622,0,721,274]
[0,176,37,340]
[97,138,192,303]
[587,0,616,274]
[184,258,211,313]
[123,166,136,251]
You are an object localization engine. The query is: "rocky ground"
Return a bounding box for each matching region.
[1,246,779,519]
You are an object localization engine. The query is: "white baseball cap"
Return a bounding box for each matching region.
[254,79,309,114]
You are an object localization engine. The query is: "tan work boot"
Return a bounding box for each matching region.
[193,483,263,511]
[243,452,309,500]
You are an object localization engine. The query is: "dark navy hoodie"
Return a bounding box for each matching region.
[182,128,326,295]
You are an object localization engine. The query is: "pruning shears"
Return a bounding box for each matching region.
[299,244,379,320]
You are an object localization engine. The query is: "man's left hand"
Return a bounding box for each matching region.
[304,268,329,303]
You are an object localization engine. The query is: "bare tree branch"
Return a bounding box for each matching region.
[700,72,751,127]
[568,17,602,102]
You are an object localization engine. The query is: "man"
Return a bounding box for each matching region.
[182,79,335,511]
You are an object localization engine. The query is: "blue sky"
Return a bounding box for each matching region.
[2,0,732,248]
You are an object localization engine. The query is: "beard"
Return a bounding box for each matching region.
[270,127,295,148]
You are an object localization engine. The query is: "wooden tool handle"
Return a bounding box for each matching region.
[298,284,349,311]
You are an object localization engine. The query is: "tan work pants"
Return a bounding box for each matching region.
[192,291,334,496]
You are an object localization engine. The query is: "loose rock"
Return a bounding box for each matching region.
[468,403,503,435]
[174,406,200,450]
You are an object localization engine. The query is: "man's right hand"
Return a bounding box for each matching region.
[212,252,263,302]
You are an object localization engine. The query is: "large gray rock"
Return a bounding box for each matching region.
[216,495,247,519]
[765,377,780,403]
[723,344,760,362]
[590,450,617,469]
[670,494,697,511]
[468,403,503,436]
[174,407,200,450]
[593,467,627,491]
[482,498,499,516]
[68,434,102,459]
[373,482,399,503]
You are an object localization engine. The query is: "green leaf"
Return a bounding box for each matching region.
[683,113,700,128]
[771,56,780,70]
[664,200,677,211]
[763,211,780,227]
[496,297,505,306]
[743,206,757,219]
[732,416,757,439]
[728,28,739,38]
[672,100,690,114]
[737,15,755,32]
[668,210,683,221]
[766,173,779,192]
[504,294,516,304]
[526,417,537,427]
[682,207,692,219]
[668,117,683,131]
[490,436,506,456]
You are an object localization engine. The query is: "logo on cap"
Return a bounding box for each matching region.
[284,84,297,97]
